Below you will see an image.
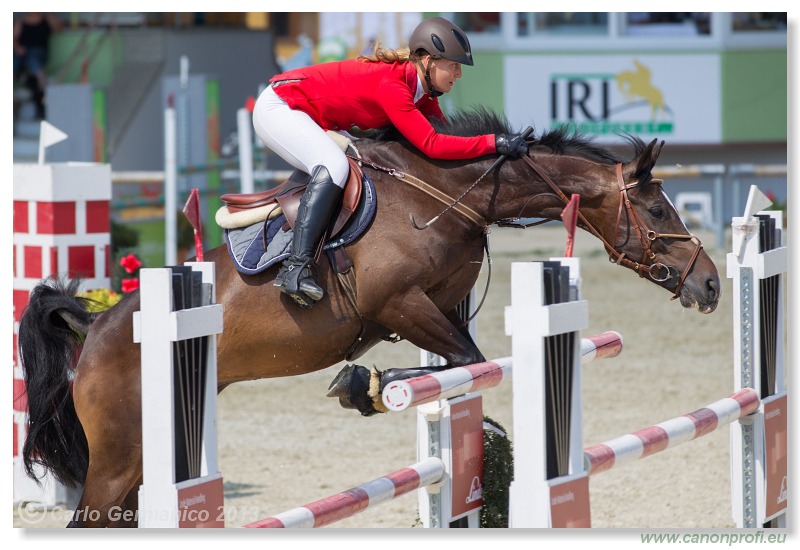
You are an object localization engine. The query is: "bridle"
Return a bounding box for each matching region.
[521,156,704,301]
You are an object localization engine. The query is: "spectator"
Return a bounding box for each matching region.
[14,12,63,119]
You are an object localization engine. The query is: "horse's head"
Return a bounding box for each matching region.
[598,138,720,313]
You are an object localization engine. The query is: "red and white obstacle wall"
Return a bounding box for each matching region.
[13,162,112,508]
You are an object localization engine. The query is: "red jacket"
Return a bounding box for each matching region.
[270,59,496,160]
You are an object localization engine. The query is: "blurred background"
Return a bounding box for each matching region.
[11,12,788,268]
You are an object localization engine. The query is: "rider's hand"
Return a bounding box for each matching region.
[495,133,529,158]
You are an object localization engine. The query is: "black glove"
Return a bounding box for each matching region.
[495,133,529,158]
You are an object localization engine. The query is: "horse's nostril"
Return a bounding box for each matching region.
[706,278,719,301]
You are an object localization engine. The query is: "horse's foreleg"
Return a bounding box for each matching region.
[327,289,484,416]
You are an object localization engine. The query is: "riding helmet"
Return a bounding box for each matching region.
[409,16,473,66]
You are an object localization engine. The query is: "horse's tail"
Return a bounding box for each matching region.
[18,278,97,488]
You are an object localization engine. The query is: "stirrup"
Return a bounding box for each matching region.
[275,256,324,307]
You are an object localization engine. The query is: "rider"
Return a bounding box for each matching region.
[253,16,529,308]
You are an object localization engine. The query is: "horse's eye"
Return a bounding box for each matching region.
[649,206,664,218]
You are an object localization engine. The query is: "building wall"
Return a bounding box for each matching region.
[49,28,279,171]
[722,50,787,143]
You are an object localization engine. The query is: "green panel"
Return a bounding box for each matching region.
[721,50,787,143]
[124,220,165,269]
[205,78,222,249]
[91,88,107,162]
[48,31,122,85]
[447,52,505,118]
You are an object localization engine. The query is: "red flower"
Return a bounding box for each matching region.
[765,190,776,202]
[121,278,140,293]
[120,253,143,274]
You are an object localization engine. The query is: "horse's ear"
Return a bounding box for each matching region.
[625,138,665,181]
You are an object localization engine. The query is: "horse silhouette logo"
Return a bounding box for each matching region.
[465,476,483,504]
[616,60,671,121]
[777,476,788,504]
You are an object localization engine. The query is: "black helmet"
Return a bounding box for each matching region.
[409,16,473,66]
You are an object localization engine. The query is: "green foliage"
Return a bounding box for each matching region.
[111,219,139,250]
[480,415,513,528]
[177,211,198,251]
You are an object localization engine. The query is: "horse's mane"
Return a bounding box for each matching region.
[369,107,647,165]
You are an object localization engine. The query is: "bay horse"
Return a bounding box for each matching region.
[18,110,720,527]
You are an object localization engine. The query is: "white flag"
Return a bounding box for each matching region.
[742,184,773,219]
[733,185,774,258]
[38,121,69,165]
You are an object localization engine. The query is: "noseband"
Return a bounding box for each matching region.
[521,156,704,301]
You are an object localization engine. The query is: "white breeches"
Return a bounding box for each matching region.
[252,86,349,188]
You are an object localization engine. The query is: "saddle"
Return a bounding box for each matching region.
[218,157,364,239]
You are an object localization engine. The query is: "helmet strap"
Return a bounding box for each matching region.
[423,57,443,98]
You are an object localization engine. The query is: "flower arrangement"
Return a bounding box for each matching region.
[119,253,143,293]
[78,288,122,312]
[76,252,145,312]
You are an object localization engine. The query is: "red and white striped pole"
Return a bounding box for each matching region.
[584,388,760,476]
[383,332,622,413]
[244,457,445,528]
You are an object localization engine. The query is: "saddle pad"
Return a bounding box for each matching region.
[224,173,376,275]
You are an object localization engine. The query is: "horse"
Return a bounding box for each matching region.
[18,109,720,527]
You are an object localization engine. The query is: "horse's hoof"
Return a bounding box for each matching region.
[327,364,383,416]
[326,364,369,398]
[337,396,379,417]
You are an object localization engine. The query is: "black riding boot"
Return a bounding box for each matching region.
[274,166,342,308]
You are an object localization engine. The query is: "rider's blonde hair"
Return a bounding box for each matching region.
[358,41,419,63]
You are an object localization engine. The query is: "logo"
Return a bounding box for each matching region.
[550,59,674,136]
[777,476,788,504]
[465,476,483,504]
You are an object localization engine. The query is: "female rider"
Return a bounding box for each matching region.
[253,16,528,308]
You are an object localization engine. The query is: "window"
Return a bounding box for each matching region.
[516,13,608,37]
[452,13,501,34]
[732,13,787,32]
[625,13,711,36]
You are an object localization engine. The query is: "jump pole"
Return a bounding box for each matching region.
[245,457,446,528]
[384,332,622,412]
[135,262,225,527]
[584,388,761,476]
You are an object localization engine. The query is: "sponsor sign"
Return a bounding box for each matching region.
[764,395,788,519]
[450,396,484,518]
[550,476,591,528]
[177,476,225,528]
[506,54,721,144]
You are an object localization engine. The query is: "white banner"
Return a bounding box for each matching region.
[505,54,721,144]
